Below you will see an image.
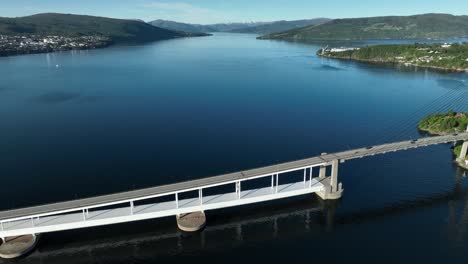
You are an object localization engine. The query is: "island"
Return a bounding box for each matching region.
[318,42,468,72]
[418,111,468,169]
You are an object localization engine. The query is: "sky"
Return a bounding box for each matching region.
[1,0,467,24]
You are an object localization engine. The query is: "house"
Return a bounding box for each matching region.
[441,43,452,48]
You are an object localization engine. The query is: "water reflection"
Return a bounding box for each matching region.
[1,33,468,263]
[6,177,468,263]
[33,91,81,104]
[12,198,330,263]
[317,65,345,71]
[446,167,468,244]
[436,78,468,91]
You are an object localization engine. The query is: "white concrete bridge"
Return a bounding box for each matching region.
[1,132,468,257]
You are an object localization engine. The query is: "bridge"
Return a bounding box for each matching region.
[0,132,468,258]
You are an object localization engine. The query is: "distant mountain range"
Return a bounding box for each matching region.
[0,13,208,44]
[149,20,269,33]
[228,19,331,34]
[2,13,467,46]
[259,14,468,41]
[149,18,330,34]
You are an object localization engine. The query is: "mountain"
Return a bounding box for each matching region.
[227,18,330,34]
[149,19,330,34]
[150,20,211,33]
[259,14,468,41]
[0,13,206,43]
[149,20,269,33]
[207,22,269,32]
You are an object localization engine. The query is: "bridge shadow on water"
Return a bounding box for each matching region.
[5,167,468,264]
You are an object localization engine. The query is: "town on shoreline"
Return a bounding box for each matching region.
[0,35,112,57]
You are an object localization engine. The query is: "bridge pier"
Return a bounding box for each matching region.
[0,234,39,259]
[176,211,206,232]
[458,142,468,162]
[316,160,343,200]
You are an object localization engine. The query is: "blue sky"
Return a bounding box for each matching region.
[2,0,467,24]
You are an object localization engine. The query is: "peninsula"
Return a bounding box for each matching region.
[418,111,468,168]
[318,42,468,72]
[259,14,468,41]
[0,13,209,57]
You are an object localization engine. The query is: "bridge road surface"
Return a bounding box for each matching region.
[0,132,467,222]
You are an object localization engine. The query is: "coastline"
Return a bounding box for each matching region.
[0,34,211,59]
[419,128,468,170]
[0,44,112,58]
[317,53,468,73]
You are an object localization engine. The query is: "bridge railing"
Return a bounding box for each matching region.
[0,162,327,238]
[2,133,468,238]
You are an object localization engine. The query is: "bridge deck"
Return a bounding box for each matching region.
[1,133,467,223]
[0,180,323,237]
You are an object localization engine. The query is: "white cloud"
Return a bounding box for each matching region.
[141,1,235,24]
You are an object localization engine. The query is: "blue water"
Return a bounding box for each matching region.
[1,33,468,263]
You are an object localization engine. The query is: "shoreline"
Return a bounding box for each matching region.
[317,53,468,73]
[0,34,211,59]
[0,44,112,58]
[419,127,468,170]
[417,127,460,136]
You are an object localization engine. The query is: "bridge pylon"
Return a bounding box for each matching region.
[316,159,343,200]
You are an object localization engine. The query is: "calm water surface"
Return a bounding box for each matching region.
[1,33,468,263]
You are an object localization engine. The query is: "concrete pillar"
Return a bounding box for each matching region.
[176,211,206,232]
[316,160,343,200]
[459,142,468,161]
[319,166,326,180]
[330,160,339,193]
[0,234,39,259]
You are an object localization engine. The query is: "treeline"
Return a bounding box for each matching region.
[418,111,468,159]
[260,14,468,41]
[418,110,468,134]
[320,43,468,71]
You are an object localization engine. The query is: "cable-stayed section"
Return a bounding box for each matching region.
[376,87,466,143]
[373,84,467,144]
[393,90,468,141]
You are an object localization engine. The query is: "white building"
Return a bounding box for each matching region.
[329,47,360,53]
[441,43,452,48]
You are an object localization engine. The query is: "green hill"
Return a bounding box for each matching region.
[149,20,211,34]
[319,42,468,71]
[418,111,468,160]
[227,18,330,34]
[0,13,204,43]
[419,111,468,135]
[259,14,468,41]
